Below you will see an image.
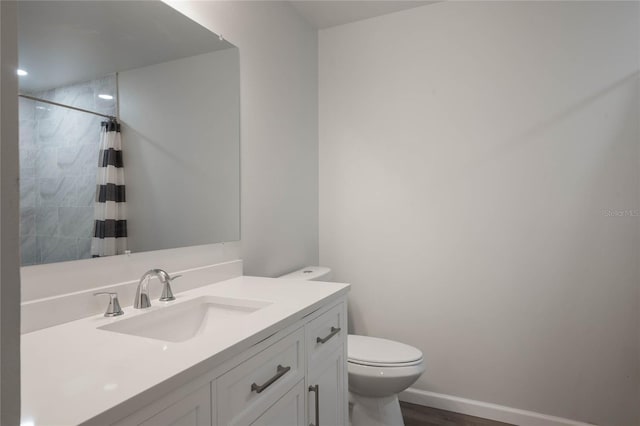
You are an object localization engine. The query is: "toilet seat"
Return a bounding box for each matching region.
[348,358,424,368]
[348,335,423,367]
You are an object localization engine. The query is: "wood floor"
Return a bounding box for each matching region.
[401,402,516,426]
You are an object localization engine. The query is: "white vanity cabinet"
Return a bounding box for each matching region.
[112,298,347,426]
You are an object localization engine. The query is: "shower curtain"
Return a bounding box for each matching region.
[91,120,128,257]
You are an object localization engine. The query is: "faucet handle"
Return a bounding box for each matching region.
[159,274,181,302]
[94,292,124,317]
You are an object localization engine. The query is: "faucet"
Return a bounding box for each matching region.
[134,269,182,309]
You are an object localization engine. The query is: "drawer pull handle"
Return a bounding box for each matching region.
[309,384,320,426]
[316,327,341,344]
[251,365,291,394]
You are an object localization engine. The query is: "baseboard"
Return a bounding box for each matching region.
[399,388,594,426]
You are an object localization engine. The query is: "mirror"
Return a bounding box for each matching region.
[18,1,240,266]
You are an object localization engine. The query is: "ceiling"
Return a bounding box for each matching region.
[289,1,437,29]
[18,1,233,93]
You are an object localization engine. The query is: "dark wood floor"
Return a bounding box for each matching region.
[401,402,516,426]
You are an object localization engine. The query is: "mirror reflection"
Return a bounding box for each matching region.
[18,1,240,266]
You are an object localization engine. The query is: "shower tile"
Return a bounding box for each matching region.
[67,115,103,147]
[19,97,35,121]
[20,148,37,176]
[58,145,99,176]
[70,144,100,175]
[35,88,55,103]
[93,75,117,116]
[37,236,77,264]
[36,147,59,178]
[20,176,36,208]
[21,233,37,266]
[65,113,95,146]
[20,206,36,236]
[38,108,78,146]
[51,83,94,112]
[35,206,59,237]
[37,117,62,145]
[61,110,83,145]
[77,238,92,260]
[20,121,36,151]
[57,145,82,172]
[77,177,97,207]
[59,207,93,238]
[21,168,37,179]
[38,177,77,207]
[34,102,53,120]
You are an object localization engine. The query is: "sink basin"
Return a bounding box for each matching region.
[98,296,271,342]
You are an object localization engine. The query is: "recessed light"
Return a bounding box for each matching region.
[98,94,113,100]
[17,69,28,76]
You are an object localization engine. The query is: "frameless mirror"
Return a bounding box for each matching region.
[18,1,240,265]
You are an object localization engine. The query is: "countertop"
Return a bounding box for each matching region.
[21,276,350,426]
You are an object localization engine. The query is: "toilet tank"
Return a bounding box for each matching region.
[279,266,332,281]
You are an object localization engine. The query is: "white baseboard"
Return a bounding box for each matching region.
[399,388,594,426]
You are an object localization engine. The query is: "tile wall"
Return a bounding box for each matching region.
[19,75,117,265]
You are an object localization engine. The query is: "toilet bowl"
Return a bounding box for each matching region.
[279,266,426,426]
[347,335,425,426]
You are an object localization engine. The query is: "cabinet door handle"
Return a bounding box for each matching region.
[316,327,341,344]
[250,365,290,394]
[309,384,319,426]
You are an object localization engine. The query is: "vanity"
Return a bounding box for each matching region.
[21,275,350,426]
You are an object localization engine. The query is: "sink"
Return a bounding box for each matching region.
[98,296,272,343]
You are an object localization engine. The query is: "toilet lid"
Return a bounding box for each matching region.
[348,335,423,366]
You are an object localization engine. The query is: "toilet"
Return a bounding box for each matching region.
[279,266,425,426]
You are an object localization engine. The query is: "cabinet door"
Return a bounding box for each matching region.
[306,303,345,368]
[308,346,346,426]
[113,384,211,426]
[138,386,211,426]
[250,380,305,426]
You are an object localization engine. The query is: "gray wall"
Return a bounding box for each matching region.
[1,1,21,424]
[319,2,639,425]
[168,1,319,277]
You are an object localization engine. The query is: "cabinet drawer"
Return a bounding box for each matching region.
[306,302,345,365]
[216,327,305,426]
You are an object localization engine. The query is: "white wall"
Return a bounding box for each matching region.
[119,49,240,253]
[319,2,639,425]
[0,1,21,423]
[168,0,319,277]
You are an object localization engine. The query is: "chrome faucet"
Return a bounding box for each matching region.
[134,269,182,309]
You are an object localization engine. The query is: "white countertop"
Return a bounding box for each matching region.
[21,276,350,426]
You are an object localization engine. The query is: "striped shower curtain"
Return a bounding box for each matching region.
[91,120,128,257]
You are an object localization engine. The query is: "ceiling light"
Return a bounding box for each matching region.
[17,69,28,76]
[98,94,113,100]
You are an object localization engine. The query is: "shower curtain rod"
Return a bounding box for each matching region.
[18,93,117,120]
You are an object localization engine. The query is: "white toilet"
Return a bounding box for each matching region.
[279,266,426,426]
